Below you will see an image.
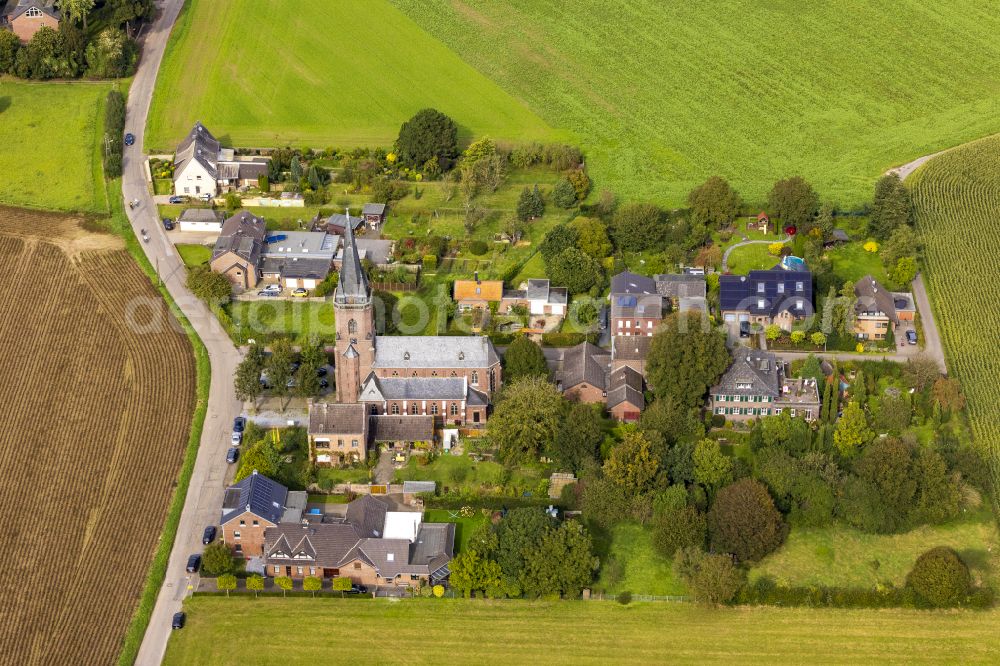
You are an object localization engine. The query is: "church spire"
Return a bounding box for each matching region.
[335,206,370,305]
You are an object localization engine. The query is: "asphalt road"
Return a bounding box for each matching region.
[121,3,244,664]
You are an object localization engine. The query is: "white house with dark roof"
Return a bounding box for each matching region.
[172,122,270,196]
[709,348,820,422]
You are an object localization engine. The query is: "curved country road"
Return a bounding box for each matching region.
[122,2,243,664]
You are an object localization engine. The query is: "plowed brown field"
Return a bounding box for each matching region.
[0,206,195,665]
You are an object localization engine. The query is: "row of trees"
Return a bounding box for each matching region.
[234,340,330,410]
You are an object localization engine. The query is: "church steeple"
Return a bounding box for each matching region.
[335,207,370,305]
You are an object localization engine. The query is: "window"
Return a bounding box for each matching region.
[310,567,316,575]
[387,553,395,562]
[471,371,479,386]
[795,281,804,292]
[391,404,399,415]
[450,403,458,416]
[805,410,813,419]
[757,299,765,309]
[354,563,361,570]
[777,283,785,294]
[351,439,358,448]
[370,405,378,414]
[796,299,803,310]
[410,403,418,415]
[348,319,357,334]
[736,382,752,390]
[625,320,631,328]
[647,321,653,328]
[239,520,246,526]
[617,320,623,328]
[274,566,281,574]
[715,407,724,415]
[757,283,765,293]
[475,287,481,295]
[430,403,438,415]
[26,6,41,17]
[297,567,303,575]
[315,438,330,449]
[252,520,259,526]
[774,408,783,415]
[183,187,190,194]
[234,531,241,539]
[790,409,797,417]
[337,438,344,448]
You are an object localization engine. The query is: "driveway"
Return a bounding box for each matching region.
[122,3,245,665]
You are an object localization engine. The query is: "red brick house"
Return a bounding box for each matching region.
[3,0,59,42]
[219,471,306,558]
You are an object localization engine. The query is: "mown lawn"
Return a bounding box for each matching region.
[146,0,560,151]
[394,453,550,497]
[164,596,1000,664]
[750,511,1000,590]
[227,300,336,344]
[0,81,111,212]
[176,243,212,268]
[726,243,781,274]
[593,523,685,597]
[828,241,892,286]
[393,0,1000,206]
[424,509,490,554]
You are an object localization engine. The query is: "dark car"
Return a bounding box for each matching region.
[739,321,751,338]
[202,526,217,545]
[124,133,135,146]
[316,366,328,377]
[346,584,369,595]
[319,378,330,389]
[171,612,185,630]
[168,195,186,204]
[162,217,175,231]
[290,361,301,373]
[906,329,918,345]
[185,554,201,573]
[226,447,239,464]
[599,306,609,330]
[233,416,246,433]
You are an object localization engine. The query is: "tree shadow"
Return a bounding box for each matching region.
[0,97,10,115]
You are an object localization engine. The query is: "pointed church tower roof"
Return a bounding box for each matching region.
[335,207,370,305]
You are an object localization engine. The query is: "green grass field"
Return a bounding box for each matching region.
[593,523,685,597]
[0,81,110,212]
[392,0,1000,206]
[164,597,1000,664]
[146,0,559,151]
[175,243,212,267]
[910,135,1000,509]
[227,300,336,344]
[751,512,1000,590]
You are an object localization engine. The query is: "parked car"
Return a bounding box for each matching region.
[292,288,308,298]
[171,612,185,630]
[906,329,918,345]
[161,217,175,231]
[231,431,242,445]
[124,133,135,146]
[168,195,186,204]
[316,366,327,377]
[185,554,201,573]
[202,526,217,545]
[200,192,213,201]
[319,378,330,389]
[257,284,281,297]
[599,306,609,330]
[233,416,246,433]
[226,447,239,464]
[346,584,369,595]
[739,321,751,338]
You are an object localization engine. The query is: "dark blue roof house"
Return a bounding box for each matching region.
[720,262,813,330]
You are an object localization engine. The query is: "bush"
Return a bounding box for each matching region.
[616,591,632,605]
[422,254,438,269]
[201,541,234,576]
[673,547,744,605]
[552,178,578,208]
[468,240,489,256]
[906,547,971,608]
[187,266,233,304]
[652,505,707,559]
[395,108,458,168]
[102,90,126,179]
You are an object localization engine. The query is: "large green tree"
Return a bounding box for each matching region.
[549,402,604,473]
[571,217,612,259]
[906,547,971,608]
[234,343,266,407]
[646,313,730,410]
[520,521,597,597]
[652,505,706,559]
[833,401,872,458]
[449,550,502,597]
[708,478,786,562]
[868,173,913,240]
[693,439,733,492]
[0,30,20,74]
[201,541,235,575]
[673,547,745,605]
[539,224,580,262]
[186,266,232,304]
[767,176,819,231]
[503,335,549,382]
[395,108,459,167]
[545,247,603,294]
[610,202,664,251]
[487,377,566,465]
[687,176,742,229]
[603,430,659,496]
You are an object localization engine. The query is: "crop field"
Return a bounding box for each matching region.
[146,0,559,151]
[0,207,195,664]
[166,596,1000,664]
[392,0,1000,206]
[0,81,110,212]
[909,135,1000,506]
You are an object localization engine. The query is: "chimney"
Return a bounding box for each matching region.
[474,271,480,284]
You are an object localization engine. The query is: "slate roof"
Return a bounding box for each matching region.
[654,273,707,299]
[308,402,368,435]
[719,266,812,316]
[409,523,455,571]
[606,366,645,410]
[711,348,781,398]
[212,210,266,264]
[610,271,657,295]
[854,274,897,321]
[174,121,220,181]
[4,0,59,21]
[362,203,387,216]
[610,293,664,319]
[611,335,651,362]
[374,336,500,369]
[264,231,337,259]
[359,374,469,401]
[323,212,364,232]
[555,342,610,391]
[354,239,393,265]
[178,208,224,224]
[370,415,435,442]
[220,471,289,526]
[266,522,359,565]
[335,209,371,305]
[346,495,388,539]
[259,256,333,280]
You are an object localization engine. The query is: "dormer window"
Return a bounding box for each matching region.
[777,283,785,294]
[26,6,41,16]
[796,281,804,292]
[736,382,753,390]
[757,299,765,309]
[403,351,410,361]
[796,299,804,310]
[475,287,481,295]
[757,283,765,293]
[458,351,465,360]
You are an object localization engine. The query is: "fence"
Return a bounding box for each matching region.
[370,281,418,293]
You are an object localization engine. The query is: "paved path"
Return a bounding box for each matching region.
[373,448,395,484]
[721,236,789,272]
[122,3,244,665]
[910,273,946,373]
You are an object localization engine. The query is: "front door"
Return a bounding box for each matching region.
[473,411,480,423]
[285,566,292,576]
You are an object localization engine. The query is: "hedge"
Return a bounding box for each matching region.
[736,577,994,610]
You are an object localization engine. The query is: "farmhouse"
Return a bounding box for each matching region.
[219,471,307,558]
[853,275,915,341]
[263,494,454,588]
[453,278,504,310]
[209,210,266,289]
[709,348,821,422]
[719,263,813,331]
[172,122,270,196]
[177,208,225,233]
[2,0,59,42]
[547,338,650,422]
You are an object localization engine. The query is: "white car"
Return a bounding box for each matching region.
[231,431,242,446]
[257,284,282,297]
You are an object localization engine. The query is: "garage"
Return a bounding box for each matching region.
[285,278,299,289]
[724,313,736,322]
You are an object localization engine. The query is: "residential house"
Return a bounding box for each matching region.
[220,471,306,558]
[263,494,454,588]
[362,203,387,229]
[209,210,266,289]
[308,402,370,465]
[547,340,648,422]
[654,273,708,312]
[259,231,337,289]
[177,208,225,233]
[2,0,59,42]
[606,366,645,422]
[172,122,270,196]
[853,275,915,341]
[551,342,610,403]
[499,279,568,327]
[719,263,813,331]
[709,348,821,423]
[610,335,651,376]
[453,278,504,310]
[360,374,488,427]
[609,271,664,336]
